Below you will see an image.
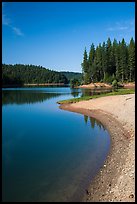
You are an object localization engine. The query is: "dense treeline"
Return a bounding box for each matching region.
[81,37,135,84]
[2,64,68,86]
[61,71,82,88]
[60,71,82,83]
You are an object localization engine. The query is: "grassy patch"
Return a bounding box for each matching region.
[57,89,135,104]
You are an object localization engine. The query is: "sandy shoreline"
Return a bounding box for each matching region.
[59,94,135,202]
[78,82,135,89]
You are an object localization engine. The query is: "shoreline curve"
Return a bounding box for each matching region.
[59,94,135,202]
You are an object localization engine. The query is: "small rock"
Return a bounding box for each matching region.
[129,194,134,198]
[86,189,90,195]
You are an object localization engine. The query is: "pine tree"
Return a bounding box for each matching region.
[88,43,95,82]
[81,48,90,84]
[106,38,114,76]
[81,37,135,84]
[112,38,118,77]
[116,41,121,81]
[119,38,128,82]
[93,44,103,81]
[101,42,107,80]
[128,37,135,81]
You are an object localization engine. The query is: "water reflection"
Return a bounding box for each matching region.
[84,115,105,130]
[2,90,61,105]
[2,88,110,202]
[81,88,112,97]
[84,115,88,124]
[70,88,80,98]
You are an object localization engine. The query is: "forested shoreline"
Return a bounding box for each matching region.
[2,64,69,87]
[81,37,135,84]
[2,37,135,88]
[2,64,84,87]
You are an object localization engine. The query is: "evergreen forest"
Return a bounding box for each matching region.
[2,64,69,86]
[81,37,135,84]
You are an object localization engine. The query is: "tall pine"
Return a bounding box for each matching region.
[128,37,135,81]
[116,41,121,81]
[119,38,128,82]
[81,48,90,84]
[82,37,135,84]
[112,38,118,77]
[93,44,103,81]
[106,38,113,76]
[101,42,107,81]
[88,43,95,82]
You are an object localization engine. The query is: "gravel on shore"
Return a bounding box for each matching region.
[59,94,135,202]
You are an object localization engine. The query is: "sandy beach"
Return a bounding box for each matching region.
[78,82,135,89]
[59,94,135,202]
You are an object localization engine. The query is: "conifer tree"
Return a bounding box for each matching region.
[112,38,118,77]
[106,37,113,76]
[88,43,95,82]
[119,38,127,82]
[93,44,103,81]
[81,48,90,84]
[128,37,135,81]
[116,41,121,81]
[101,42,107,80]
[81,37,135,84]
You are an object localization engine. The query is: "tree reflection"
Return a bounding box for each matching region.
[2,90,61,105]
[84,115,88,124]
[81,88,112,97]
[70,88,80,98]
[89,117,96,129]
[84,115,106,131]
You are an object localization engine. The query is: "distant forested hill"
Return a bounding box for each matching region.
[2,64,68,87]
[60,71,82,83]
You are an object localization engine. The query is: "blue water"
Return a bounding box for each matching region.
[2,87,110,202]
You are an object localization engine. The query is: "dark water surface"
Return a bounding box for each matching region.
[2,87,111,202]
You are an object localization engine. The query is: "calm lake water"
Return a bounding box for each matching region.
[2,87,111,202]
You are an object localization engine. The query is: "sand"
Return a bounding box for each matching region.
[59,94,135,202]
[79,82,112,89]
[78,82,135,89]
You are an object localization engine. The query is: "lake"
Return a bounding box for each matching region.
[2,87,111,202]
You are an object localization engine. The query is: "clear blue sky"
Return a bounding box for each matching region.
[2,2,135,73]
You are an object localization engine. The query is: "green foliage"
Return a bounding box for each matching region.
[112,79,118,88]
[118,38,128,82]
[2,64,68,86]
[60,71,82,83]
[70,78,80,88]
[89,43,95,81]
[103,73,115,84]
[57,89,135,104]
[106,37,114,75]
[117,82,124,88]
[93,44,103,82]
[82,37,135,84]
[128,37,135,81]
[81,48,90,84]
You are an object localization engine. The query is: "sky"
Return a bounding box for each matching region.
[2,2,135,73]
